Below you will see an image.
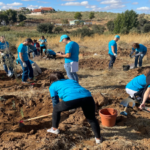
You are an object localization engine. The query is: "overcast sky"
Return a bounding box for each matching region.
[0,0,150,13]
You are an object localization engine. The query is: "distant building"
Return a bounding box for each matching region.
[31,7,55,14]
[69,20,85,25]
[16,7,28,11]
[84,22,92,25]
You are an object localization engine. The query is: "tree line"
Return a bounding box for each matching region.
[0,9,26,25]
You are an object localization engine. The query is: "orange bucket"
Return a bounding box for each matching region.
[99,108,117,127]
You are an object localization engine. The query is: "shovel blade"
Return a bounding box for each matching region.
[120,98,136,108]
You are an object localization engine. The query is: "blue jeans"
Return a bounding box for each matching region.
[135,52,146,67]
[109,54,116,69]
[3,54,13,74]
[64,63,78,82]
[19,60,33,82]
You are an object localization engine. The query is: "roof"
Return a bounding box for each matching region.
[32,9,42,12]
[32,7,54,12]
[41,7,54,11]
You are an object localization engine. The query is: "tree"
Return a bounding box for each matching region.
[18,14,26,22]
[89,12,95,20]
[114,10,138,34]
[4,9,17,23]
[74,12,82,20]
[106,20,114,32]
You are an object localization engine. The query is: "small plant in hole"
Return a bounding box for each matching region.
[20,108,24,118]
[12,101,16,110]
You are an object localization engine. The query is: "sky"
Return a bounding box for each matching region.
[0,0,150,14]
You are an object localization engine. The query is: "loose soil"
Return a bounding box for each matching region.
[0,56,150,149]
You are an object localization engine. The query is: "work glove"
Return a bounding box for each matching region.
[114,53,117,57]
[141,54,144,57]
[23,62,27,67]
[1,53,4,56]
[129,54,132,58]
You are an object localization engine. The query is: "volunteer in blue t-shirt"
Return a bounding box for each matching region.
[130,43,147,68]
[17,38,34,83]
[47,72,102,144]
[126,74,147,98]
[46,49,56,59]
[56,35,79,82]
[38,36,47,57]
[108,35,120,69]
[0,36,13,77]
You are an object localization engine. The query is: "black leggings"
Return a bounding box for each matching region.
[40,46,46,56]
[52,97,101,138]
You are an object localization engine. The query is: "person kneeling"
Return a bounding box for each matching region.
[47,72,102,144]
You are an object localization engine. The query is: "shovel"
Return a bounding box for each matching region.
[120,98,136,116]
[19,113,52,127]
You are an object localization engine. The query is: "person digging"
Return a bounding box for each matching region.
[139,71,150,110]
[47,72,102,144]
[56,35,79,82]
[108,35,120,69]
[125,74,150,102]
[130,43,147,68]
[17,38,34,84]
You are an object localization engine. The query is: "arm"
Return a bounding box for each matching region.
[50,86,59,107]
[139,87,150,109]
[56,53,71,58]
[130,48,135,55]
[19,53,24,62]
[51,96,59,107]
[111,46,115,54]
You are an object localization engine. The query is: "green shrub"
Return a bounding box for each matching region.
[18,21,25,27]
[71,27,94,38]
[54,26,63,33]
[107,20,114,32]
[143,23,150,33]
[92,25,105,35]
[61,19,69,24]
[130,27,141,34]
[37,23,54,33]
[74,12,82,20]
[138,18,148,27]
[114,10,138,34]
[0,26,10,31]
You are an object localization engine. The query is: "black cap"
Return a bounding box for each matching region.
[26,38,33,43]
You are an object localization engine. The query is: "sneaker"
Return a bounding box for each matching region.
[47,127,60,134]
[22,81,29,84]
[7,72,13,77]
[95,137,102,144]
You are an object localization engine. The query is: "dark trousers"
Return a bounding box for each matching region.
[52,97,101,138]
[40,46,46,56]
[19,60,34,82]
[135,52,146,67]
[109,54,116,69]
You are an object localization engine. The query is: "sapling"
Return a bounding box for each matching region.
[12,101,16,110]
[20,107,24,118]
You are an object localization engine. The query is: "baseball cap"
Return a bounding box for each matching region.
[26,38,33,43]
[59,35,69,42]
[115,35,120,39]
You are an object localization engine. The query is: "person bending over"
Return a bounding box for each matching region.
[47,72,102,144]
[126,74,148,99]
[56,35,79,82]
[108,35,120,69]
[130,43,147,68]
[17,38,34,84]
[0,36,13,77]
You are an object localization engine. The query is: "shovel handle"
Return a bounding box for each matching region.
[124,107,127,112]
[23,113,52,122]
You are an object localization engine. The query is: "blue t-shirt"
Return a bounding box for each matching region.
[39,39,47,47]
[49,79,92,102]
[126,74,146,91]
[133,44,147,53]
[108,40,117,55]
[29,60,34,64]
[65,41,79,63]
[17,43,29,61]
[47,49,56,55]
[0,41,9,50]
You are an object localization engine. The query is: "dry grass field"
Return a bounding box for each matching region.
[0,33,150,149]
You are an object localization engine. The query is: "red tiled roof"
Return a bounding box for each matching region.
[32,9,42,12]
[41,7,54,11]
